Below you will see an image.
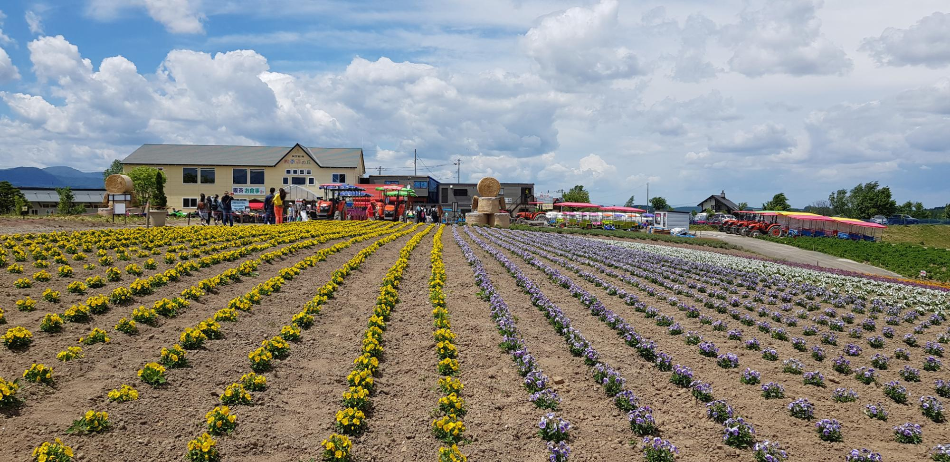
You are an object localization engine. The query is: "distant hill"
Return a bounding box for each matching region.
[0,166,105,189]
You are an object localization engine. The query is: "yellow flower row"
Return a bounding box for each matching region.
[322,222,432,461]
[428,225,469,460]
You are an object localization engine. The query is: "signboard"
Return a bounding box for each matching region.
[230,199,249,211]
[232,187,265,196]
[114,203,126,214]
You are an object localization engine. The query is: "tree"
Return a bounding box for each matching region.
[128,166,166,207]
[945,204,950,220]
[911,202,929,219]
[762,193,790,211]
[829,189,850,217]
[624,195,635,208]
[736,202,749,212]
[56,187,83,215]
[649,196,669,211]
[849,181,896,219]
[805,200,832,216]
[0,181,26,215]
[562,185,590,204]
[154,170,167,208]
[102,159,123,180]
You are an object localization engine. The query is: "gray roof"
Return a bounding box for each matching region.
[22,189,106,203]
[698,194,739,210]
[123,144,362,168]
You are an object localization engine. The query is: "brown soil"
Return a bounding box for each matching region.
[1,223,945,462]
[480,227,944,461]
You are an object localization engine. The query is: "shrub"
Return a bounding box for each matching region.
[108,384,139,402]
[3,326,33,349]
[816,419,843,442]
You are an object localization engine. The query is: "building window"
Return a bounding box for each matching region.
[285,169,291,174]
[385,180,399,185]
[183,168,198,184]
[308,177,315,185]
[292,169,298,175]
[291,177,306,185]
[332,173,346,183]
[282,177,289,185]
[182,198,198,208]
[200,168,215,184]
[413,181,428,189]
[233,168,248,185]
[306,169,312,175]
[453,189,468,197]
[499,188,505,195]
[441,188,448,203]
[249,169,265,185]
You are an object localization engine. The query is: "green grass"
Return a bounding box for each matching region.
[761,235,950,281]
[508,224,739,249]
[882,225,950,250]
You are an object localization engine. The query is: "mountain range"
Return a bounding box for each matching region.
[0,166,105,189]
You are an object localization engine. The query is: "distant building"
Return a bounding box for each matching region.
[359,175,535,217]
[122,143,365,210]
[698,190,739,213]
[21,188,106,215]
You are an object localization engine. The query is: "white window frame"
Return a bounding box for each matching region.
[308,177,315,185]
[282,177,289,185]
[182,198,198,208]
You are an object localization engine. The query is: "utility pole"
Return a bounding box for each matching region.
[646,182,650,212]
[414,149,417,176]
[454,159,461,183]
[377,166,383,175]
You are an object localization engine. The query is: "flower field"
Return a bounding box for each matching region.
[1,221,948,461]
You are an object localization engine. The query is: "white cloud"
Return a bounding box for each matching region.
[522,0,644,87]
[0,9,14,45]
[86,0,206,34]
[0,46,19,83]
[710,123,796,153]
[861,12,950,68]
[25,10,43,35]
[720,0,852,77]
[143,0,206,34]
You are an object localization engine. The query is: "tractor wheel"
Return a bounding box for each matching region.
[751,231,761,238]
[769,227,781,237]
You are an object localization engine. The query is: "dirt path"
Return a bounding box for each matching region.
[216,230,417,462]
[355,233,441,461]
[0,228,406,461]
[697,231,901,277]
[473,229,737,461]
[486,229,934,461]
[441,229,542,461]
[460,230,642,461]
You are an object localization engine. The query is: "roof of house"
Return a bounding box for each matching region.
[698,194,739,210]
[122,144,363,168]
[22,189,106,203]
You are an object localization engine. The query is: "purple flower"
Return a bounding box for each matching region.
[546,441,571,462]
[920,396,945,423]
[788,398,814,420]
[706,400,734,424]
[753,440,788,462]
[833,387,859,402]
[846,448,882,462]
[717,353,740,369]
[761,382,785,399]
[741,368,761,385]
[722,417,756,448]
[864,402,888,421]
[629,406,657,436]
[815,419,843,442]
[698,341,719,357]
[893,422,922,444]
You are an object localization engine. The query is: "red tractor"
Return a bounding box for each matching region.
[514,202,548,222]
[316,184,362,220]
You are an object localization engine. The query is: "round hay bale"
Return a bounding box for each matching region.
[105,174,133,193]
[477,177,500,197]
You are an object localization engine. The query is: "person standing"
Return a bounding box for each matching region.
[197,193,208,225]
[274,188,286,224]
[204,195,213,224]
[221,191,234,226]
[211,194,220,224]
[264,188,275,224]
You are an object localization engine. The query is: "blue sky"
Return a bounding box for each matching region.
[0,0,948,209]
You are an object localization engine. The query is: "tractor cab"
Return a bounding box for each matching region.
[317,184,362,219]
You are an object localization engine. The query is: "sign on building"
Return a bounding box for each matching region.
[232,187,265,195]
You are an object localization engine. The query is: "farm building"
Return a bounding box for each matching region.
[121,144,365,210]
[20,188,107,215]
[360,175,535,217]
[698,190,739,213]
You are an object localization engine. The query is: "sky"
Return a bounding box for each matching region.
[0,0,948,209]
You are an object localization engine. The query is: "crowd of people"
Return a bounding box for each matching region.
[196,191,235,226]
[193,187,452,226]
